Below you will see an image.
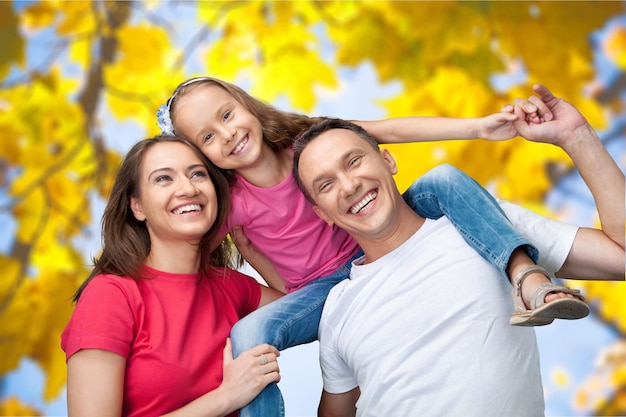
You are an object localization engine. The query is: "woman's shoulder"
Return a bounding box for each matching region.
[78,273,141,301]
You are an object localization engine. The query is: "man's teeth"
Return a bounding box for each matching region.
[232,136,248,154]
[173,204,201,215]
[350,191,377,214]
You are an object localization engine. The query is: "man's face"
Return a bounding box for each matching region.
[298,128,400,240]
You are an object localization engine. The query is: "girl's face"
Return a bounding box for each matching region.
[172,84,264,172]
[130,141,218,247]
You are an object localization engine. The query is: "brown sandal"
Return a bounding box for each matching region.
[510,265,590,326]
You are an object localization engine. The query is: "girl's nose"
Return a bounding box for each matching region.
[219,126,236,143]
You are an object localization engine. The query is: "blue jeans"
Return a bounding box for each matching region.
[232,164,538,417]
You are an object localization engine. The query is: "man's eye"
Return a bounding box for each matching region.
[348,156,361,167]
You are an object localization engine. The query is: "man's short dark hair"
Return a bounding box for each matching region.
[293,118,380,203]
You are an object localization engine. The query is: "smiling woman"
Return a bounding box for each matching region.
[60,136,283,417]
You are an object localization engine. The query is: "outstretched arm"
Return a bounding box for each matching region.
[354,112,523,144]
[511,84,625,279]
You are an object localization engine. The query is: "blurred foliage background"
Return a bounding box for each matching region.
[0,1,624,415]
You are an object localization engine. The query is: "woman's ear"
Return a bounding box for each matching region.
[130,197,146,221]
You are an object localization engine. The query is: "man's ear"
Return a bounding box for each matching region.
[313,206,334,227]
[130,197,146,221]
[380,148,398,175]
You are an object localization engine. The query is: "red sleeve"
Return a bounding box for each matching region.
[217,268,262,318]
[61,275,137,361]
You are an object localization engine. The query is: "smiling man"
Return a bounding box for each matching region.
[292,86,624,417]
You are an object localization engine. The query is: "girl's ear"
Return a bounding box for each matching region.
[130,197,146,221]
[313,206,334,227]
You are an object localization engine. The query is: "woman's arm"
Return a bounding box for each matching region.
[354,112,520,144]
[161,340,280,417]
[67,349,126,417]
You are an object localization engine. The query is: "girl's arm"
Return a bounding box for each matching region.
[67,349,126,417]
[354,112,521,144]
[259,284,284,307]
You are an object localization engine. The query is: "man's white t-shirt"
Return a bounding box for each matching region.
[319,214,571,417]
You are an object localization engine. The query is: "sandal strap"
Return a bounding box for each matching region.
[511,265,551,312]
[530,282,585,310]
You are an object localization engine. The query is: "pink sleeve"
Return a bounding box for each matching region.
[61,275,136,361]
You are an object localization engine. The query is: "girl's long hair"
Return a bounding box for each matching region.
[168,77,326,183]
[72,135,235,301]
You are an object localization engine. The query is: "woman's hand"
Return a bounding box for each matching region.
[219,339,281,410]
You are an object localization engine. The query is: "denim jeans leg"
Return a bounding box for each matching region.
[402,164,539,275]
[232,253,361,417]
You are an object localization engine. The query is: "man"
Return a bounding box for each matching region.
[292,85,624,416]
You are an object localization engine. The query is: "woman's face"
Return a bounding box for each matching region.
[130,141,218,246]
[172,84,265,172]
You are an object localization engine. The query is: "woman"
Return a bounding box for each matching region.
[61,135,282,417]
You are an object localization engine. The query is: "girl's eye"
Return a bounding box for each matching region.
[223,111,231,121]
[203,133,214,143]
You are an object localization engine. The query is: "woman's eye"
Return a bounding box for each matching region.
[191,170,208,179]
[155,175,172,183]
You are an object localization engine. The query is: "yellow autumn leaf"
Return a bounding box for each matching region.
[0,397,42,416]
[0,255,22,303]
[21,1,57,30]
[0,2,25,79]
[56,0,96,36]
[603,25,626,69]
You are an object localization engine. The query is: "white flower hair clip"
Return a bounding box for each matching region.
[157,78,212,136]
[156,104,175,136]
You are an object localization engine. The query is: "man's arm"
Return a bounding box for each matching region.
[318,388,360,417]
[512,84,625,279]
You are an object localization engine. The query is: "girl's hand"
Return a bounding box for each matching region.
[477,111,519,141]
[219,339,281,410]
[231,226,261,264]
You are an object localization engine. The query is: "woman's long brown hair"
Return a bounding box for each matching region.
[72,135,236,301]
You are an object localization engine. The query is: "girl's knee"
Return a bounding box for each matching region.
[424,164,462,181]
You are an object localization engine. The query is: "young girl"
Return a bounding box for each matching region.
[158,78,594,416]
[62,136,283,417]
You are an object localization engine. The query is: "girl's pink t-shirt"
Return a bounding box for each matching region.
[221,171,359,292]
